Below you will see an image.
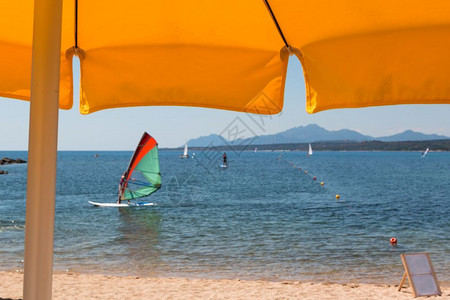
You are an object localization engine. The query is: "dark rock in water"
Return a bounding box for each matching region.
[0,170,8,174]
[0,157,27,165]
[0,157,14,164]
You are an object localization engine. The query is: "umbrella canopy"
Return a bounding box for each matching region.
[2,1,450,299]
[3,1,450,115]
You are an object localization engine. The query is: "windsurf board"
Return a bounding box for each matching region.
[88,201,155,207]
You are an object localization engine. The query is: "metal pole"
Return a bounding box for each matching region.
[23,0,63,299]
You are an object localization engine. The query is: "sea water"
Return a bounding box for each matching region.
[0,150,449,284]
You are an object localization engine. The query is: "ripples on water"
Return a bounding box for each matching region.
[0,150,449,284]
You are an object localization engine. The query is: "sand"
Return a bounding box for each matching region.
[1,271,448,299]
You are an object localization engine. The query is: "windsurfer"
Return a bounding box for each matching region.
[117,174,126,203]
[222,152,227,166]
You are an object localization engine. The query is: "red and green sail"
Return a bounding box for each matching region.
[121,132,161,200]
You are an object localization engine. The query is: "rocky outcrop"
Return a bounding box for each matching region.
[0,157,27,165]
[0,170,8,174]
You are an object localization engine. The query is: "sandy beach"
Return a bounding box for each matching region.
[1,271,448,300]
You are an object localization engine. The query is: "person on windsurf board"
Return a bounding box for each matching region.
[91,132,161,207]
[222,152,228,167]
[117,173,127,204]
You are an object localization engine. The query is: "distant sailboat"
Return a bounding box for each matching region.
[180,143,189,158]
[308,143,313,156]
[421,148,429,157]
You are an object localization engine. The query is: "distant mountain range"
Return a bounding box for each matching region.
[185,124,449,147]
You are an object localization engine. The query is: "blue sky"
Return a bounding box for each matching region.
[1,56,449,150]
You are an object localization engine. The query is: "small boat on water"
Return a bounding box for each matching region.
[307,143,313,156]
[421,148,429,157]
[180,143,189,158]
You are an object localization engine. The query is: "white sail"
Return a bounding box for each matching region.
[421,148,429,157]
[180,143,189,158]
[308,143,313,156]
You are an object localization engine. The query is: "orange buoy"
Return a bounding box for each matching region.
[320,182,324,186]
[313,177,316,180]
[390,237,397,245]
[335,194,340,199]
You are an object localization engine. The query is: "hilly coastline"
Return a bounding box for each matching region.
[171,124,450,151]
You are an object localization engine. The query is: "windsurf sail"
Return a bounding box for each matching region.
[308,143,313,156]
[120,132,161,201]
[421,148,429,157]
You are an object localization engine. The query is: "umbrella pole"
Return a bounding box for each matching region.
[23,0,63,299]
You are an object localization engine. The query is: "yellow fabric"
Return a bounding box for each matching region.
[77,0,285,114]
[271,0,450,112]
[0,0,74,108]
[1,0,450,114]
[298,26,450,113]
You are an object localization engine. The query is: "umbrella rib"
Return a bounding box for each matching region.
[263,0,289,48]
[74,0,78,48]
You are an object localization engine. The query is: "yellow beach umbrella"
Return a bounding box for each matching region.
[1,1,450,299]
[6,1,450,114]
